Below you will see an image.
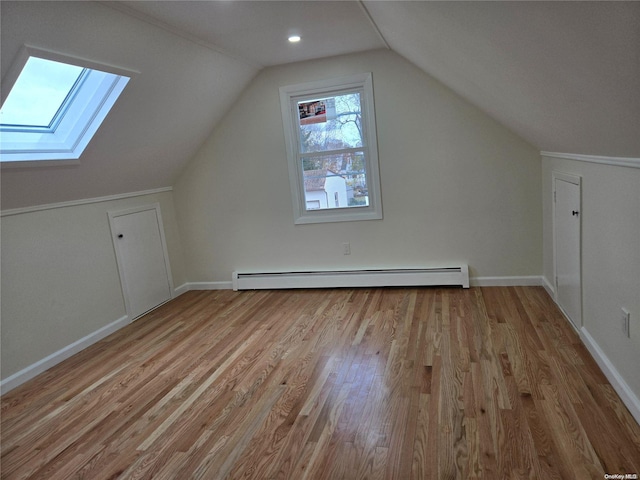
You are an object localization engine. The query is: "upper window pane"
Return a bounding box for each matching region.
[0,57,84,128]
[298,92,363,154]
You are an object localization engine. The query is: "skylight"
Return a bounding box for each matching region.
[0,50,131,164]
[0,57,84,128]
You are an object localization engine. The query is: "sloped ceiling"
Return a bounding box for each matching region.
[117,0,386,67]
[364,1,640,158]
[2,1,639,210]
[0,1,259,210]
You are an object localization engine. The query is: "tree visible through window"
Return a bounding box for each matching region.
[280,73,382,224]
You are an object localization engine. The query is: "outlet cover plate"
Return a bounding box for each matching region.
[622,308,631,338]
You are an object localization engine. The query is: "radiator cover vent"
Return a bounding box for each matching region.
[232,266,469,291]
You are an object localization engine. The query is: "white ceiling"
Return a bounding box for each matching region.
[118,1,387,67]
[120,0,640,158]
[1,1,258,209]
[364,1,640,158]
[2,1,639,210]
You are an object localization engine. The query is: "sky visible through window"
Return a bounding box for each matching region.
[0,57,84,128]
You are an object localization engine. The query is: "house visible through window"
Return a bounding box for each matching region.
[280,73,382,224]
[0,47,131,164]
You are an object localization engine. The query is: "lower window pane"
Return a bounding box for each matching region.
[301,152,368,210]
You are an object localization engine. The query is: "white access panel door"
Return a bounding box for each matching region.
[554,174,582,328]
[110,205,173,320]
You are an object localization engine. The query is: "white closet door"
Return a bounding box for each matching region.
[110,205,173,320]
[554,174,582,328]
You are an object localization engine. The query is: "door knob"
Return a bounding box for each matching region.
[572,210,579,216]
[118,234,124,238]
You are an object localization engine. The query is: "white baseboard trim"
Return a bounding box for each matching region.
[580,327,640,425]
[187,281,233,290]
[470,275,543,287]
[174,283,190,297]
[1,282,230,394]
[1,315,129,395]
[542,276,555,298]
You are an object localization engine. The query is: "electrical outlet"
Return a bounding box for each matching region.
[621,308,631,338]
[342,242,351,255]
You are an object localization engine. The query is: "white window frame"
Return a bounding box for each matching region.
[0,46,134,167]
[279,73,383,224]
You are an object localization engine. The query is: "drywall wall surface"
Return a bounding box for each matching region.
[175,49,542,282]
[0,1,257,209]
[542,156,640,397]
[1,190,186,379]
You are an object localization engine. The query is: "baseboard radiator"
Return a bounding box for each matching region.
[232,265,469,291]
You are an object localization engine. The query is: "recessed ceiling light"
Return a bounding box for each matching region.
[288,35,301,43]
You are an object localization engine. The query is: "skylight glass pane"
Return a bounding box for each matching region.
[0,57,84,128]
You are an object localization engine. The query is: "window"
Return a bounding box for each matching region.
[0,47,131,165]
[280,73,382,224]
[307,200,321,210]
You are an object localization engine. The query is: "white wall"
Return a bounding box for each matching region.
[1,190,186,380]
[174,50,542,283]
[542,156,640,400]
[0,1,257,210]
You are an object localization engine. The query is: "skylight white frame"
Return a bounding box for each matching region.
[0,46,134,167]
[280,73,383,224]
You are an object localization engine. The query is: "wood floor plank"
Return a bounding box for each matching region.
[2,287,639,479]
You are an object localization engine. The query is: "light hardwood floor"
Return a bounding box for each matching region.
[1,287,639,479]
